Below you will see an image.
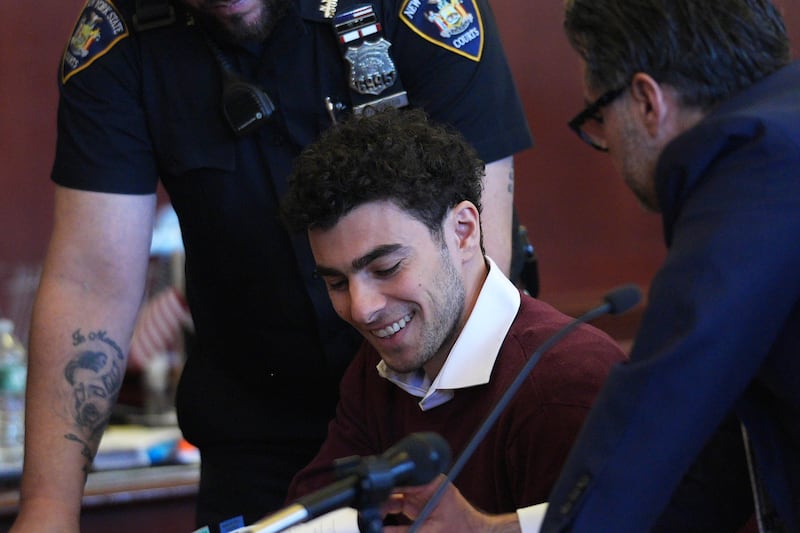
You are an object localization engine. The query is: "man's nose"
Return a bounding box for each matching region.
[347,279,386,325]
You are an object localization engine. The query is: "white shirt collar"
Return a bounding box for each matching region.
[376,257,521,411]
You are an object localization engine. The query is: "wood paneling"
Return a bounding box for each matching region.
[1,0,799,318]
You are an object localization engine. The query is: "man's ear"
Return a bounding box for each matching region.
[629,72,671,139]
[450,200,481,257]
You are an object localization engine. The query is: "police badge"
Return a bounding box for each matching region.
[345,38,397,96]
[333,4,408,115]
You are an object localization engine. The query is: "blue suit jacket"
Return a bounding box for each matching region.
[542,61,800,531]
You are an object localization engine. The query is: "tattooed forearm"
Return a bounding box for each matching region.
[63,329,125,467]
[64,433,94,480]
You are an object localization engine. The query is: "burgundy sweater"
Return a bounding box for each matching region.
[287,295,626,514]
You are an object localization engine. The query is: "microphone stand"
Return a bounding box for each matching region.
[241,457,396,533]
[238,430,453,533]
[350,456,399,533]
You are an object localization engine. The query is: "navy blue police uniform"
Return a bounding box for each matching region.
[55,0,532,529]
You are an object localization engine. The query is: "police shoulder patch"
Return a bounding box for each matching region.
[399,0,484,62]
[62,0,130,84]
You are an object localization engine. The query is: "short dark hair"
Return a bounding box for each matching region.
[564,0,790,109]
[280,108,485,239]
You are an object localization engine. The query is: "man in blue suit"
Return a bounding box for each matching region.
[541,0,800,530]
[386,0,800,531]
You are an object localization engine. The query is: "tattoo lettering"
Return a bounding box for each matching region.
[507,167,515,194]
[72,329,86,346]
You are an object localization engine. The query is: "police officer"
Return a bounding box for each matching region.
[13,0,532,531]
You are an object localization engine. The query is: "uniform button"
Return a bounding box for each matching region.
[267,371,277,378]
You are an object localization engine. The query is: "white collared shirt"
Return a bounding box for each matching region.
[376,257,521,410]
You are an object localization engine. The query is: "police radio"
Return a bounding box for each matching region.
[133,0,273,136]
[205,34,275,137]
[221,79,276,137]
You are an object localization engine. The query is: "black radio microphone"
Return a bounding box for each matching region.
[237,431,451,533]
[407,284,642,532]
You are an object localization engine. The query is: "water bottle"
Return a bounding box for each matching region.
[0,318,27,465]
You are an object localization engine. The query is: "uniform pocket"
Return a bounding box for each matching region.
[155,114,236,177]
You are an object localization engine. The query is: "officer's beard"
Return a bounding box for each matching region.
[190,0,291,45]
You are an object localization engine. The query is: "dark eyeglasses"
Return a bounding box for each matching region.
[567,85,627,151]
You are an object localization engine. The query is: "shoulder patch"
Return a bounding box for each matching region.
[62,0,129,84]
[399,0,484,62]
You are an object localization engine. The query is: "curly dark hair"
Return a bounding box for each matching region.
[280,108,485,241]
[564,0,790,110]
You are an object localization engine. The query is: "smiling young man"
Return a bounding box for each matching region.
[279,108,626,531]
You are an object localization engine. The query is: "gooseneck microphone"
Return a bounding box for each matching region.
[407,284,642,532]
[236,432,451,533]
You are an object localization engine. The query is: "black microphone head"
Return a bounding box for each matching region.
[384,432,452,486]
[603,284,642,315]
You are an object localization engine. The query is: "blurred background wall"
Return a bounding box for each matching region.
[1,0,799,339]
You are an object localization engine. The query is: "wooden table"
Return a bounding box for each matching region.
[0,463,199,532]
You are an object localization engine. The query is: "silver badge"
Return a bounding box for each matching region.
[344,38,397,96]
